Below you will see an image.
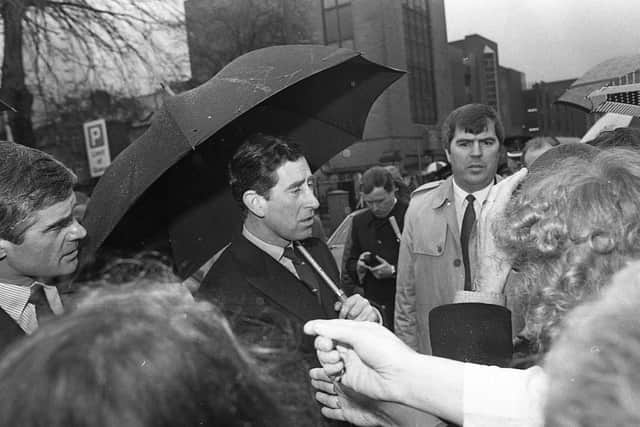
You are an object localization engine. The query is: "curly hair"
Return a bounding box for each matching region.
[544,261,640,426]
[496,148,640,354]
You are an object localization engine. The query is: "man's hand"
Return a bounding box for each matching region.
[475,168,528,294]
[311,367,392,426]
[356,251,371,283]
[334,294,379,322]
[305,319,416,403]
[368,255,394,280]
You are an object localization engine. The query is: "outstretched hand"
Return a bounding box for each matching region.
[475,168,528,294]
[304,319,416,403]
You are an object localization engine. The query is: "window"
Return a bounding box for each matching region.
[322,0,353,48]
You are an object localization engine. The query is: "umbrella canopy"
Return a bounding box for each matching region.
[82,44,404,278]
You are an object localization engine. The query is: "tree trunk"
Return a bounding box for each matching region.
[1,1,36,146]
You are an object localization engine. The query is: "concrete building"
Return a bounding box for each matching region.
[499,65,527,136]
[449,34,526,136]
[524,79,594,138]
[309,0,454,175]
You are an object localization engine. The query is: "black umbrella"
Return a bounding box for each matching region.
[82,44,404,278]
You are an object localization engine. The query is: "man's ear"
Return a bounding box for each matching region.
[444,149,451,163]
[242,190,266,218]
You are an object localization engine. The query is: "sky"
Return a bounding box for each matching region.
[445,0,640,86]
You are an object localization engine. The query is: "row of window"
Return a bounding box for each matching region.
[609,69,640,86]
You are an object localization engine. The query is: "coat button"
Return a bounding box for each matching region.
[453,259,461,267]
[436,245,443,253]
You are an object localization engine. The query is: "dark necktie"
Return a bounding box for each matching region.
[460,194,476,291]
[29,284,54,320]
[282,246,322,303]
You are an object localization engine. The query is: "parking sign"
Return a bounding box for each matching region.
[83,118,112,177]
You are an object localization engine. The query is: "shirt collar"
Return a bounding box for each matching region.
[242,226,288,262]
[0,281,54,322]
[452,177,494,205]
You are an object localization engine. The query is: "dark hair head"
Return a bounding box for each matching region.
[441,103,504,150]
[362,166,395,194]
[228,134,304,211]
[587,127,640,150]
[0,142,77,243]
[0,279,288,427]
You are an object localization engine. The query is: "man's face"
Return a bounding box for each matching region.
[445,120,500,193]
[363,186,396,218]
[0,194,87,284]
[261,158,319,246]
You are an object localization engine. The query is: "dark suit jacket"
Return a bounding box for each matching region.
[345,201,407,328]
[198,234,340,353]
[0,309,25,355]
[197,234,346,426]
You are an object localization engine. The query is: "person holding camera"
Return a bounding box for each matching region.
[343,166,407,330]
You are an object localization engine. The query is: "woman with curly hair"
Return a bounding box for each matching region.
[304,147,640,427]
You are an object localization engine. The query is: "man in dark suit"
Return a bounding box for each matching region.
[198,134,379,344]
[0,142,87,353]
[344,166,408,330]
[197,134,379,426]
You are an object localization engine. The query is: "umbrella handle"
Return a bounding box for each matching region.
[389,216,402,242]
[295,242,348,303]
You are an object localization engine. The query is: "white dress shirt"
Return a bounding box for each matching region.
[452,178,494,232]
[0,281,64,334]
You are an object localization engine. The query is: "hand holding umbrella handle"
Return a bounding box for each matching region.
[295,242,348,303]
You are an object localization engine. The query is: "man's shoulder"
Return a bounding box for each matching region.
[408,178,450,209]
[411,179,445,198]
[350,208,372,226]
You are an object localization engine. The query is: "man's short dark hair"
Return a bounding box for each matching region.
[228,133,304,210]
[0,142,77,243]
[441,103,505,150]
[361,166,395,194]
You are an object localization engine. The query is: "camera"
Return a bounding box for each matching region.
[364,253,381,267]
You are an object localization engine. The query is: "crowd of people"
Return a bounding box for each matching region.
[2,93,640,427]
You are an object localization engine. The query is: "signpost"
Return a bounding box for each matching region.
[83,118,111,177]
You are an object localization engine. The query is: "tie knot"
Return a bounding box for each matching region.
[282,246,302,264]
[465,194,475,203]
[28,283,47,306]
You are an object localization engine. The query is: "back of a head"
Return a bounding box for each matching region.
[497,148,640,353]
[523,142,600,191]
[0,142,76,243]
[228,133,303,210]
[362,166,395,194]
[0,281,287,427]
[441,103,505,150]
[545,261,640,426]
[587,126,640,150]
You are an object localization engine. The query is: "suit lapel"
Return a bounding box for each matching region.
[233,235,328,322]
